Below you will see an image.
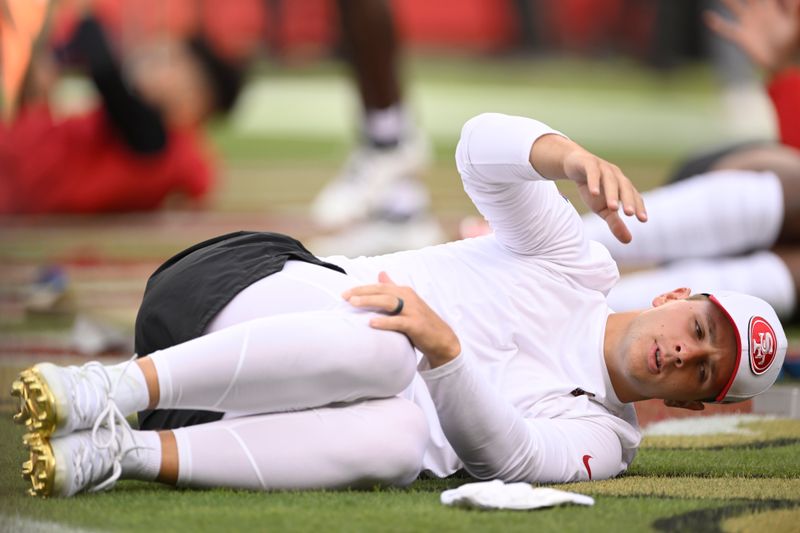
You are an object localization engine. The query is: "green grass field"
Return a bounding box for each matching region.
[1,56,799,532]
[2,416,799,532]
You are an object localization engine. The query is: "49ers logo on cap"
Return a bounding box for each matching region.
[749,316,777,375]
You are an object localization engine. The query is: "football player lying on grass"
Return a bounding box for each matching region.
[12,113,786,497]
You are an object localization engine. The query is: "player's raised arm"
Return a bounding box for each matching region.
[456,113,646,253]
[530,132,647,243]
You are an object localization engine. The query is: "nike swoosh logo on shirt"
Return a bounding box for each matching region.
[582,454,593,480]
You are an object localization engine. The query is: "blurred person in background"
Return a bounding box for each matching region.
[307,0,443,256]
[0,0,243,214]
[583,0,800,321]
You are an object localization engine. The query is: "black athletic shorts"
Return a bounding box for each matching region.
[134,231,346,430]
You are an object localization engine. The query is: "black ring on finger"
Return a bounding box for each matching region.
[389,297,404,316]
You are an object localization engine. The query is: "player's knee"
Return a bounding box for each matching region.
[358,329,417,395]
[367,399,428,486]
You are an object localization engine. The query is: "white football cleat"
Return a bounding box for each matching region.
[12,361,124,437]
[22,426,133,497]
[311,132,431,230]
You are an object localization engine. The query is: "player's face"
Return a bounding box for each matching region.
[619,296,738,402]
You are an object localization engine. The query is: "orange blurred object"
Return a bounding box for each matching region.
[1,0,50,120]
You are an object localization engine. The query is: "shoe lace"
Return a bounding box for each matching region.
[89,355,136,448]
[84,355,146,492]
[68,361,116,430]
[69,426,147,493]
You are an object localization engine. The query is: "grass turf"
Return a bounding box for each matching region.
[2,416,799,532]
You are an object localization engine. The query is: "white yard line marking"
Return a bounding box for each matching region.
[0,515,103,533]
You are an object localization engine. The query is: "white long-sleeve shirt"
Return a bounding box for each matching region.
[325,113,641,483]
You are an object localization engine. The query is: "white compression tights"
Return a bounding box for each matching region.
[141,261,429,489]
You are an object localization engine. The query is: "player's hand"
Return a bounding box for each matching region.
[342,272,461,368]
[530,134,647,243]
[565,148,647,244]
[705,0,800,73]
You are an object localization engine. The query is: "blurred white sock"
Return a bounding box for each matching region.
[364,103,409,146]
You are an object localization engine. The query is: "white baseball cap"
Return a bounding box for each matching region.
[706,291,787,403]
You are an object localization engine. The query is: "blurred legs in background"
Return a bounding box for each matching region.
[584,145,800,319]
[308,0,444,257]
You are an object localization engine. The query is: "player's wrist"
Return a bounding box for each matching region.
[425,340,462,369]
[529,133,576,181]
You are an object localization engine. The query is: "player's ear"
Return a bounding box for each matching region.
[663,398,705,411]
[651,287,691,307]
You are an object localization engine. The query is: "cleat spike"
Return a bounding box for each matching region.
[21,434,55,498]
[10,366,57,438]
[11,381,26,424]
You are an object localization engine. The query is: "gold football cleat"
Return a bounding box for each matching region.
[11,367,58,437]
[21,433,55,497]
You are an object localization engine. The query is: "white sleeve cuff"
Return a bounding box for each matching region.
[418,352,465,379]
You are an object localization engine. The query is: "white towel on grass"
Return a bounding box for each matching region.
[441,480,594,510]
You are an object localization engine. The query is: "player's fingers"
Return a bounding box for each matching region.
[604,210,632,244]
[612,167,637,217]
[600,166,620,212]
[342,285,379,299]
[634,188,648,222]
[346,294,403,314]
[584,160,601,196]
[378,271,397,285]
[343,283,395,298]
[343,272,401,299]
[368,315,412,333]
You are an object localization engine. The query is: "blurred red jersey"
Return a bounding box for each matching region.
[768,68,800,150]
[0,103,212,214]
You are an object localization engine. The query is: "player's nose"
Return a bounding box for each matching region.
[669,341,704,368]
